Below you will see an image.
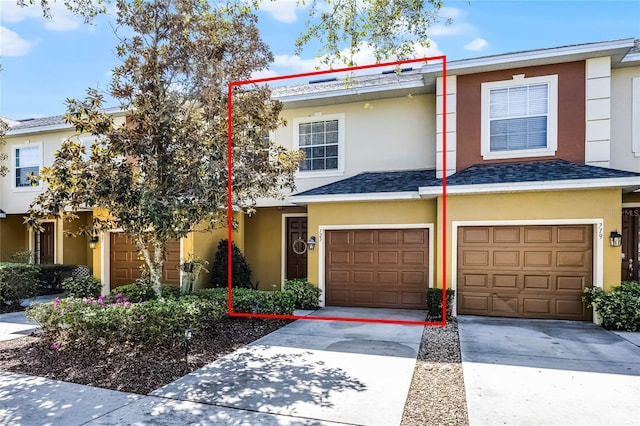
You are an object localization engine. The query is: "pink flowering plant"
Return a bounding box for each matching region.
[27,294,226,344]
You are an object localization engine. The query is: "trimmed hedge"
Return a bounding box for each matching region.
[210,239,253,288]
[426,288,455,320]
[37,264,78,294]
[194,288,295,315]
[0,263,39,308]
[62,276,101,298]
[283,279,320,310]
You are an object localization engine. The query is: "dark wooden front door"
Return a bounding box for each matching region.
[36,222,55,264]
[286,216,308,280]
[622,208,639,281]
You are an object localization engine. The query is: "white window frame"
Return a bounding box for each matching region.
[12,141,43,192]
[481,74,558,160]
[293,113,345,178]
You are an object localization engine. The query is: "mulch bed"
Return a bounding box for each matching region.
[0,317,290,395]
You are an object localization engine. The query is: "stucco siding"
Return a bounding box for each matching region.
[275,94,436,194]
[611,66,640,172]
[0,215,28,261]
[62,212,92,267]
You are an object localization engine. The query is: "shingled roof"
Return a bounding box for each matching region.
[8,115,67,131]
[294,160,640,197]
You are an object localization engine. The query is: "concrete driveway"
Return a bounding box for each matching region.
[458,316,640,426]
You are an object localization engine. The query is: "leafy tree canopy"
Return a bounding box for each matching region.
[27,0,303,294]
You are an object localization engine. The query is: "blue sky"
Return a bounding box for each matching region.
[1,0,639,119]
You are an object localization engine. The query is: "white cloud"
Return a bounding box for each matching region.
[250,69,280,80]
[464,38,488,52]
[260,0,306,23]
[0,0,82,31]
[274,53,319,72]
[0,25,32,56]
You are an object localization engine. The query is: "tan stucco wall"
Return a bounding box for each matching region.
[307,200,438,290]
[62,212,92,268]
[0,214,28,261]
[244,206,307,290]
[611,66,640,172]
[439,189,622,292]
[275,94,436,194]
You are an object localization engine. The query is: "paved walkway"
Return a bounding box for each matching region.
[458,316,640,426]
[0,307,426,425]
[0,294,63,341]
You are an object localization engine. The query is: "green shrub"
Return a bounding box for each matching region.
[283,279,320,310]
[194,287,295,315]
[231,288,295,315]
[210,239,253,288]
[160,284,181,299]
[27,295,227,343]
[62,276,101,298]
[583,282,640,331]
[111,283,157,303]
[10,250,32,264]
[0,263,39,308]
[426,288,455,320]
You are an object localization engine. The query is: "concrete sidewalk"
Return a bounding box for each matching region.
[458,316,640,426]
[0,307,426,425]
[0,294,63,341]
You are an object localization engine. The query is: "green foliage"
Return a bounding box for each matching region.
[210,240,253,289]
[426,288,455,320]
[10,250,32,264]
[194,287,295,315]
[27,295,227,344]
[231,288,295,315]
[583,282,640,331]
[0,263,39,308]
[295,0,447,66]
[283,279,320,310]
[62,276,101,298]
[111,283,157,303]
[26,0,302,297]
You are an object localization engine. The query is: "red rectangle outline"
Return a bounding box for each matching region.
[227,56,447,327]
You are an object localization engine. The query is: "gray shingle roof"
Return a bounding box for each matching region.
[294,160,640,197]
[271,68,424,98]
[630,39,640,54]
[9,115,67,131]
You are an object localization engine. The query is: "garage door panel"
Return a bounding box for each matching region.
[464,273,489,287]
[494,274,518,288]
[525,227,553,243]
[463,251,489,266]
[492,296,519,314]
[493,251,519,266]
[493,227,520,243]
[325,229,428,309]
[458,225,592,320]
[353,271,374,283]
[524,275,551,290]
[524,251,553,267]
[461,228,490,243]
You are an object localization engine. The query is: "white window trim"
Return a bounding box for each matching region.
[11,141,43,192]
[632,77,640,157]
[481,74,558,160]
[28,219,58,264]
[293,113,345,178]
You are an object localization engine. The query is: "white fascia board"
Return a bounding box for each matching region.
[621,52,640,63]
[422,38,636,75]
[419,176,640,196]
[289,191,421,204]
[7,123,73,136]
[273,80,425,104]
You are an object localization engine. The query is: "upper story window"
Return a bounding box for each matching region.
[13,143,42,190]
[293,113,345,177]
[481,74,558,160]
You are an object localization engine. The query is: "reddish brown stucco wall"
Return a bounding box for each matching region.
[456,61,585,171]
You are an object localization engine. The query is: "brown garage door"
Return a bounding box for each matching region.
[457,225,592,320]
[325,228,429,309]
[110,233,181,289]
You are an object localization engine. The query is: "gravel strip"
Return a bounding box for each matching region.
[402,319,469,426]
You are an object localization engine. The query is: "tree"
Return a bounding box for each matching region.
[0,119,9,178]
[27,0,303,296]
[17,0,448,66]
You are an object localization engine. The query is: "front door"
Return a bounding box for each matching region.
[35,222,55,264]
[286,216,308,280]
[622,208,639,281]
